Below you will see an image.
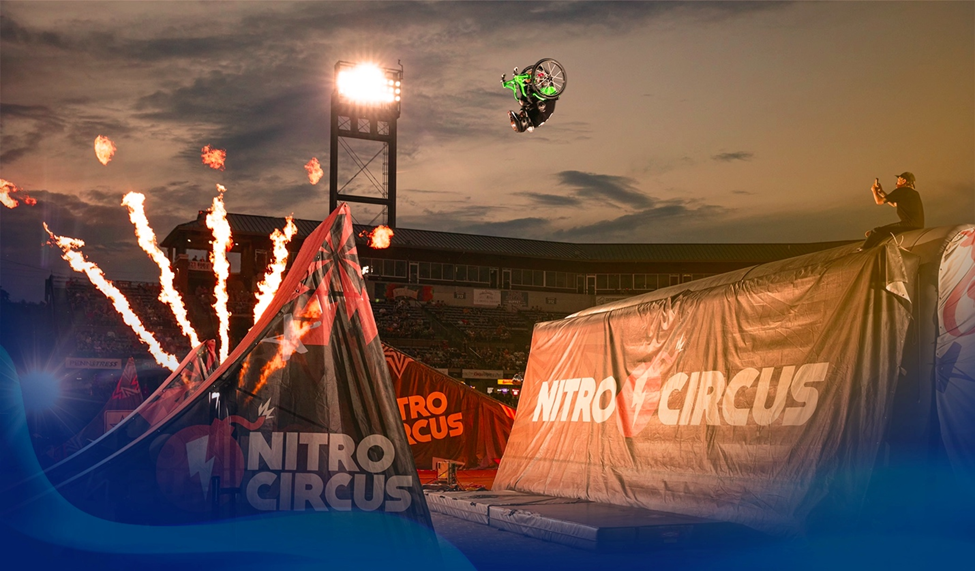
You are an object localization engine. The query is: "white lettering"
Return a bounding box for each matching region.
[325,472,352,511]
[384,475,413,513]
[299,433,329,471]
[355,434,396,473]
[533,380,561,421]
[353,474,385,511]
[247,432,283,471]
[293,473,327,511]
[571,378,596,422]
[752,366,794,426]
[721,368,759,426]
[559,378,581,421]
[782,362,828,425]
[328,433,359,472]
[591,376,617,423]
[658,373,688,426]
[245,471,277,511]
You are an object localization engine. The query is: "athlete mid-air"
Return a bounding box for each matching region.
[501,58,567,133]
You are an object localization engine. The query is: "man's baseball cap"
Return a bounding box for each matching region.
[896,172,916,183]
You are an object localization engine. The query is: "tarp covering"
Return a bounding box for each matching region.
[495,242,916,535]
[51,205,432,531]
[383,344,515,469]
[936,227,975,487]
[46,357,143,463]
[41,341,216,489]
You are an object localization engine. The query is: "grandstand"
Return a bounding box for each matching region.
[33,211,852,405]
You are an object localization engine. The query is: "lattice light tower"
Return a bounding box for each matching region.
[329,61,403,228]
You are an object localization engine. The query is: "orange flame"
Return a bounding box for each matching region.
[44,223,178,371]
[94,135,117,165]
[254,216,297,324]
[201,144,227,171]
[304,157,324,185]
[122,192,202,347]
[206,184,233,362]
[359,225,394,249]
[253,299,322,394]
[1,179,33,209]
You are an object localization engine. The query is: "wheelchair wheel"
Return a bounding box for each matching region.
[530,58,566,100]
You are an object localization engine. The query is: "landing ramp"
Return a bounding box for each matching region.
[426,490,755,551]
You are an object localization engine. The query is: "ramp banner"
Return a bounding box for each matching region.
[46,357,143,463]
[54,205,433,531]
[494,244,914,534]
[41,341,216,488]
[936,227,975,488]
[384,344,515,469]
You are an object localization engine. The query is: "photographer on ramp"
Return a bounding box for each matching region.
[861,171,924,250]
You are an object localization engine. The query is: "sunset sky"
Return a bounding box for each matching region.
[2,1,973,301]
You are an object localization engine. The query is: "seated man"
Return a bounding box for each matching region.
[505,65,559,133]
[861,171,924,250]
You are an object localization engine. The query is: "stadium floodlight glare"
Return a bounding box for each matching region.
[336,62,402,105]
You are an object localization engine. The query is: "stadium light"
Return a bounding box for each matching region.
[335,61,402,106]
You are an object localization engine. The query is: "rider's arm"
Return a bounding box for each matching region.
[871,182,886,205]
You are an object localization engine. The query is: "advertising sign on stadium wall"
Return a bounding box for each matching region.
[495,243,915,534]
[501,290,528,309]
[473,289,501,307]
[936,227,975,486]
[383,283,433,301]
[65,357,121,369]
[462,369,504,380]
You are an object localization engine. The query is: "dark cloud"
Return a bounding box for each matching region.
[0,104,66,164]
[554,201,729,242]
[0,189,162,301]
[556,170,652,209]
[520,192,583,207]
[731,190,754,195]
[464,217,553,239]
[712,151,754,162]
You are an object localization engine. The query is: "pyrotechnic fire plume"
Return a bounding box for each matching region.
[254,216,297,324]
[1,179,36,209]
[201,144,227,171]
[122,192,202,347]
[206,184,233,362]
[359,225,394,249]
[254,300,322,395]
[304,157,323,185]
[94,135,117,165]
[44,223,179,371]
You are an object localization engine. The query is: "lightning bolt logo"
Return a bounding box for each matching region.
[258,399,275,421]
[186,435,215,498]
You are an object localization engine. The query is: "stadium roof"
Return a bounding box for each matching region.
[161,212,855,264]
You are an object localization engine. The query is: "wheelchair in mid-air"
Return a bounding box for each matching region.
[501,58,567,133]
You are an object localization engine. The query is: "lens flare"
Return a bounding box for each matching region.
[94,135,117,165]
[201,144,227,171]
[304,157,324,185]
[254,216,297,324]
[44,223,178,371]
[122,192,201,347]
[359,225,394,249]
[206,184,233,362]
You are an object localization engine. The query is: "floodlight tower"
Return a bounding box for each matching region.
[329,61,403,228]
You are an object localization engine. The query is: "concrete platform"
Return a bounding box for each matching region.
[424,489,756,551]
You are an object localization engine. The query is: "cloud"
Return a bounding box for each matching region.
[712,151,754,162]
[464,217,553,238]
[731,190,754,195]
[0,104,66,164]
[554,201,729,242]
[556,170,653,209]
[520,192,583,207]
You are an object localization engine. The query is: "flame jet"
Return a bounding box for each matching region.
[44,223,178,371]
[122,192,201,347]
[206,184,233,363]
[253,216,297,324]
[94,135,116,165]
